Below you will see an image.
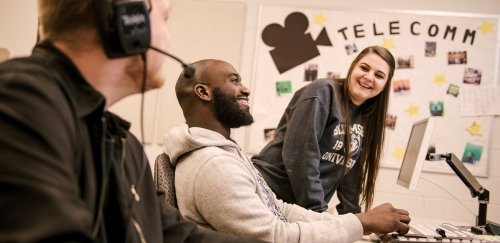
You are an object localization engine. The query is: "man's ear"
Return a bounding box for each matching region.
[194,84,212,101]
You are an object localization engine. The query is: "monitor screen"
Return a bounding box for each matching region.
[397,117,436,190]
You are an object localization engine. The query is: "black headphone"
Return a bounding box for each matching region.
[95,0,151,58]
[94,0,195,78]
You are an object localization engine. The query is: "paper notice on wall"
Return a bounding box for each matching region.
[460,85,500,116]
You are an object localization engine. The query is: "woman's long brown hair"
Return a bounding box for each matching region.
[338,45,395,212]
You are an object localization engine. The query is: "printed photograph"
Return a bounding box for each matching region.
[429,101,444,116]
[392,79,411,94]
[326,71,341,80]
[446,84,460,97]
[276,80,292,96]
[304,63,318,81]
[396,55,415,69]
[344,43,358,55]
[447,51,467,64]
[463,67,482,85]
[385,114,397,130]
[424,42,436,57]
[462,142,483,164]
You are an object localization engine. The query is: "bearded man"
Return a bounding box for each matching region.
[162,59,410,243]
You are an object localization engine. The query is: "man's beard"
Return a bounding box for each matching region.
[213,88,254,128]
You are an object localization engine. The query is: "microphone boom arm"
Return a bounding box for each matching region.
[427,153,489,226]
[149,46,195,79]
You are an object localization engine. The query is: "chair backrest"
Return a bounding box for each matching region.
[154,153,178,208]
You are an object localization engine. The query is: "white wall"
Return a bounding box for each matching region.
[1,0,499,226]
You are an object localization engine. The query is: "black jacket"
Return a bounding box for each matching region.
[0,42,258,242]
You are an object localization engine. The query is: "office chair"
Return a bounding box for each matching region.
[154,153,178,209]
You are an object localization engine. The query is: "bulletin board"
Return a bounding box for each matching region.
[247,5,499,177]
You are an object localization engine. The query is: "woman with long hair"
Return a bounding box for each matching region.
[252,45,395,214]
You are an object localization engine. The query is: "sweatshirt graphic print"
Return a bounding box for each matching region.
[321,123,364,169]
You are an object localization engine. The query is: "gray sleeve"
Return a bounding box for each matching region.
[190,156,365,243]
[335,159,362,214]
[282,97,330,212]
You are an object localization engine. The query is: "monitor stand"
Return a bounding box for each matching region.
[426,153,494,230]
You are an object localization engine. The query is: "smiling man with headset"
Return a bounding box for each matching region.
[0,0,260,242]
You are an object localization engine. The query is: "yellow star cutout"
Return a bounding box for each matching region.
[478,20,495,34]
[393,147,405,161]
[313,13,327,26]
[466,122,482,136]
[381,38,396,49]
[432,73,447,86]
[405,103,419,117]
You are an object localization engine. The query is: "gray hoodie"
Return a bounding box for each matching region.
[163,124,363,243]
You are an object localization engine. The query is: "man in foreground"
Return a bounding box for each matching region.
[0,0,259,242]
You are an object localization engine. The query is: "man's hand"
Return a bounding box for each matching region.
[355,203,411,234]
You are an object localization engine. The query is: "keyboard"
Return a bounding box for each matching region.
[376,223,500,242]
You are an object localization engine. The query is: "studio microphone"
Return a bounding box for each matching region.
[149,46,195,79]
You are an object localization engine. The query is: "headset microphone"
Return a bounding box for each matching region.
[149,46,195,79]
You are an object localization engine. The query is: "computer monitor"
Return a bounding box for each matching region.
[397,117,436,190]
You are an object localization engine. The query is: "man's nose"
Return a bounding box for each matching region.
[241,85,250,96]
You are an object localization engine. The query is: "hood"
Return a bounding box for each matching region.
[163,124,239,166]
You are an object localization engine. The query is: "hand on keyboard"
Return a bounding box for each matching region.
[356,203,411,234]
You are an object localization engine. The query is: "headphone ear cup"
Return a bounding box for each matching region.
[95,0,151,58]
